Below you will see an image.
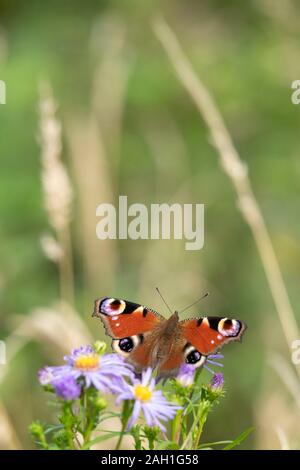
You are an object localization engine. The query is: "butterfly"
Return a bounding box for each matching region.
[92,296,246,378]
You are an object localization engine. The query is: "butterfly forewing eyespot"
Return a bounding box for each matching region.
[218,318,242,337]
[193,316,243,338]
[99,298,126,316]
[180,315,246,356]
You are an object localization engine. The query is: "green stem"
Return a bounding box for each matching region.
[81,389,94,447]
[115,400,131,450]
[148,437,155,450]
[64,402,76,450]
[193,402,211,449]
[115,425,126,450]
[171,410,183,445]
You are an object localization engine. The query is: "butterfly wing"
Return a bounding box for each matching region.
[93,297,165,372]
[180,316,246,356]
[158,315,246,378]
[93,297,164,339]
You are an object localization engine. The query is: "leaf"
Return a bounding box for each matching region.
[198,440,232,449]
[44,424,63,435]
[81,431,130,450]
[223,427,255,450]
[98,411,121,423]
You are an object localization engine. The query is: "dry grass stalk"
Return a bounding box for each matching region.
[269,353,300,409]
[40,233,63,263]
[153,17,299,362]
[255,391,299,449]
[66,116,117,294]
[275,425,290,450]
[9,304,92,357]
[0,401,22,450]
[39,83,74,304]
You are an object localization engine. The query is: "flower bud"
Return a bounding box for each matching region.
[29,421,44,437]
[208,372,224,393]
[94,396,107,411]
[176,364,195,387]
[93,341,107,355]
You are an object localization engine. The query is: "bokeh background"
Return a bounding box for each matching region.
[1,0,300,450]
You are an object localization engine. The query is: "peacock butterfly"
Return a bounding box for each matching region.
[92,295,246,378]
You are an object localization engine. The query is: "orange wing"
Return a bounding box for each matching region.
[180,316,246,355]
[93,297,164,339]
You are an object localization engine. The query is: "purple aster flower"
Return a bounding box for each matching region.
[208,372,224,392]
[53,375,81,400]
[38,345,135,396]
[176,364,195,387]
[38,366,68,386]
[116,368,181,433]
[38,366,56,386]
[64,345,134,393]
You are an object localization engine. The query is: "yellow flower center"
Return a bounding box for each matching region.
[75,354,99,371]
[134,384,152,402]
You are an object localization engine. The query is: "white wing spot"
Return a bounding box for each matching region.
[211,340,215,344]
[217,334,222,340]
[112,316,118,321]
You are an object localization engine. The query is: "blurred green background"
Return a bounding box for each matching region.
[1,0,300,449]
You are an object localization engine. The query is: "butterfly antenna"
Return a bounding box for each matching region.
[155,287,173,314]
[178,292,209,314]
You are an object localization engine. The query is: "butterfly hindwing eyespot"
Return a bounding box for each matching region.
[184,344,206,368]
[112,335,144,357]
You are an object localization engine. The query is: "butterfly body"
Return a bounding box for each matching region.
[93,297,246,378]
[133,311,182,374]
